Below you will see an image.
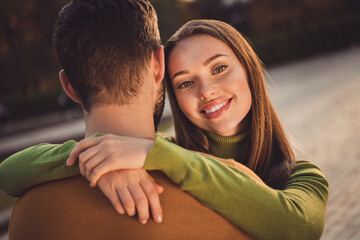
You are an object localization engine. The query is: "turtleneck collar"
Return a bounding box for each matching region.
[204,130,250,164]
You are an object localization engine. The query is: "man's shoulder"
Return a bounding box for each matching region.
[10,172,253,240]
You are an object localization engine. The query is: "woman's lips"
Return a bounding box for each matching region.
[200,98,232,119]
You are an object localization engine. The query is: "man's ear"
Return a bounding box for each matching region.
[59,69,81,103]
[152,45,165,85]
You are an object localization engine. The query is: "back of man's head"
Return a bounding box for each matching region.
[53,0,161,111]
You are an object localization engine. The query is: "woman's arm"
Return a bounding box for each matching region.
[0,140,164,224]
[0,141,79,197]
[64,133,328,240]
[144,135,329,240]
[0,134,329,239]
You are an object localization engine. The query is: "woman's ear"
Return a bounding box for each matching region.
[59,69,81,103]
[152,45,165,85]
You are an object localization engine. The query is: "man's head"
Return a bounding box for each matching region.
[53,0,162,113]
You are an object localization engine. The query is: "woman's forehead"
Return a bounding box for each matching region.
[173,34,231,55]
[168,35,235,71]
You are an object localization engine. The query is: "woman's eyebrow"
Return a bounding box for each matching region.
[172,54,228,81]
[172,70,189,81]
[203,54,228,66]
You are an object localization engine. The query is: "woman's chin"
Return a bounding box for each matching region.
[209,126,240,137]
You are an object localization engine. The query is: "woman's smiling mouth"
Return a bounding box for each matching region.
[200,98,232,119]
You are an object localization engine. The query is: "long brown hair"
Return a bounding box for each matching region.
[164,20,295,189]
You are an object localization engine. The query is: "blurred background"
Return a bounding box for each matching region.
[0,0,360,239]
[0,0,359,123]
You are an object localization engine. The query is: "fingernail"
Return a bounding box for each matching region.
[141,220,147,224]
[89,182,94,187]
[156,215,162,223]
[66,159,70,166]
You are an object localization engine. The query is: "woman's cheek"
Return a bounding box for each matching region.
[178,94,198,122]
[176,94,190,114]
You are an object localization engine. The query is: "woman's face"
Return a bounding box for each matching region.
[168,34,252,136]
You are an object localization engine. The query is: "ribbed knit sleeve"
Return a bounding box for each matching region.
[0,141,80,197]
[144,135,329,240]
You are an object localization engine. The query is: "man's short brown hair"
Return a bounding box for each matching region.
[53,0,161,111]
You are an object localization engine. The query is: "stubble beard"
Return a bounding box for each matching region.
[153,82,165,131]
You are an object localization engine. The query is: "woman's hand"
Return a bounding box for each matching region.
[66,134,154,186]
[97,169,164,224]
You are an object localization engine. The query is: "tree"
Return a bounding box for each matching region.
[0,0,65,99]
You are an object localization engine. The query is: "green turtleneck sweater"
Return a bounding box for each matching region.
[144,133,328,240]
[205,130,250,162]
[0,133,328,240]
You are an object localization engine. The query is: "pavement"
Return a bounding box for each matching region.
[0,45,359,239]
[268,46,360,240]
[0,232,7,240]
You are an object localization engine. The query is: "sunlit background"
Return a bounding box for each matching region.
[0,0,359,239]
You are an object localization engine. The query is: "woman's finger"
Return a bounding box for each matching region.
[67,137,103,166]
[148,175,164,194]
[128,183,150,224]
[77,146,101,178]
[117,185,136,217]
[82,148,113,181]
[77,145,102,177]
[154,183,164,194]
[89,151,132,187]
[140,178,163,223]
[101,185,126,215]
[88,159,116,187]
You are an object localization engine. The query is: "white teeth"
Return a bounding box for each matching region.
[204,101,227,114]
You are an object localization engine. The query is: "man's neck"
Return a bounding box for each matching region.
[84,104,155,140]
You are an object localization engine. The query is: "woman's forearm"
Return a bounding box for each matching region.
[0,141,80,197]
[144,135,329,240]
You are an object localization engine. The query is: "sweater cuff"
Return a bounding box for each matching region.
[144,135,195,184]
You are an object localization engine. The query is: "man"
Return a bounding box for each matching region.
[0,0,258,239]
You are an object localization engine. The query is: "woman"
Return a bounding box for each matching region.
[1,20,328,239]
[66,20,328,239]
[165,19,294,189]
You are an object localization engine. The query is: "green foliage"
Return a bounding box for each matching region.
[186,0,360,65]
[0,0,69,100]
[151,0,197,42]
[250,13,360,64]
[0,0,359,119]
[247,0,360,64]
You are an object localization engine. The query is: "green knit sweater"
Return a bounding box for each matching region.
[0,133,328,240]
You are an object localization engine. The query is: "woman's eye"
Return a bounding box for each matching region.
[213,65,228,74]
[177,81,193,89]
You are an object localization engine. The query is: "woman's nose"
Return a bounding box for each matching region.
[199,82,218,101]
